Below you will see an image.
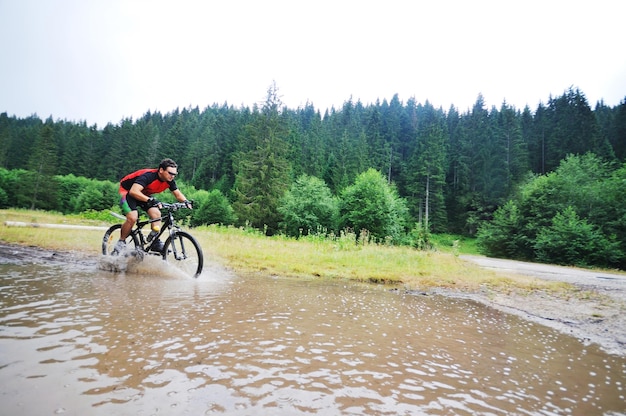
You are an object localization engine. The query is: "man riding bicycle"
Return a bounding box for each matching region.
[113,158,192,255]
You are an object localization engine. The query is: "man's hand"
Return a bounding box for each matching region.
[146,197,161,208]
[184,200,193,209]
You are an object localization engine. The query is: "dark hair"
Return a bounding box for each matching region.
[159,158,178,170]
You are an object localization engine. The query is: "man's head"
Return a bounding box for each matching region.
[158,158,178,181]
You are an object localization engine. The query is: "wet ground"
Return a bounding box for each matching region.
[1,244,625,415]
[459,255,626,357]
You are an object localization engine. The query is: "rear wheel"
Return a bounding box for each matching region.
[162,231,203,277]
[102,224,140,255]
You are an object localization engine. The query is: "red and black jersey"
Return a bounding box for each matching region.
[119,168,177,196]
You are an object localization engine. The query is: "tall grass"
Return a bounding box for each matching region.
[0,209,568,295]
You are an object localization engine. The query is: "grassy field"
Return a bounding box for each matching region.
[0,208,570,295]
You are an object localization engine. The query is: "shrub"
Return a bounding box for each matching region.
[339,169,409,243]
[534,206,623,267]
[278,174,339,237]
[189,189,236,227]
[477,200,531,259]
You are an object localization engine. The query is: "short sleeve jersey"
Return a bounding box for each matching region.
[119,168,178,196]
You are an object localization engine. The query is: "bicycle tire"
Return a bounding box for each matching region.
[102,224,140,255]
[162,231,203,277]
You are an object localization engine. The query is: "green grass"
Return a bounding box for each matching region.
[428,232,480,255]
[0,208,569,296]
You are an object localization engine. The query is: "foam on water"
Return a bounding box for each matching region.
[97,250,192,279]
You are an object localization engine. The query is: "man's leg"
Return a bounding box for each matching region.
[146,206,165,252]
[120,210,138,240]
[146,206,162,230]
[119,192,140,241]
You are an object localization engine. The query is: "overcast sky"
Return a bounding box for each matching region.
[1,0,625,127]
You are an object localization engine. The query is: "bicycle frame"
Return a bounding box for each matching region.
[131,203,183,253]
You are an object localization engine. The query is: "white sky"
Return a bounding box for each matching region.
[1,0,625,127]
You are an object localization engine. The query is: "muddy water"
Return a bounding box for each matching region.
[1,250,625,415]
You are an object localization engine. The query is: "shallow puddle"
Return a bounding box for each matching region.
[1,250,625,415]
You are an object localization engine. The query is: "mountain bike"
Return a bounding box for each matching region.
[102,202,203,277]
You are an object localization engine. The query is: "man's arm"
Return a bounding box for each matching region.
[129,183,149,202]
[172,189,192,208]
[172,189,188,203]
[172,189,187,202]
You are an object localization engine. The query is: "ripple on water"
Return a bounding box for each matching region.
[1,261,626,415]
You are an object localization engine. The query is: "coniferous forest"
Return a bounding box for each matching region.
[1,85,625,269]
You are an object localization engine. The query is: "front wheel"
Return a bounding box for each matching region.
[162,231,203,277]
[102,224,140,255]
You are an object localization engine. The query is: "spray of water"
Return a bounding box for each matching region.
[97,248,193,279]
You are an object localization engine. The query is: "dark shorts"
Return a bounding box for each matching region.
[119,193,151,215]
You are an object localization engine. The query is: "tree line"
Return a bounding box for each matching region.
[1,85,625,268]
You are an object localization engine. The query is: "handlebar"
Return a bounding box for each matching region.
[160,202,192,211]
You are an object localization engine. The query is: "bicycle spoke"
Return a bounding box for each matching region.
[102,224,141,256]
[163,231,203,277]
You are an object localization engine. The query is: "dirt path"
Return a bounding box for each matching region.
[456,255,626,356]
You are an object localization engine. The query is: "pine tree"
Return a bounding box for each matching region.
[495,102,529,192]
[28,120,58,209]
[611,99,626,161]
[364,105,387,173]
[0,112,11,168]
[404,103,448,231]
[543,88,612,171]
[232,82,292,235]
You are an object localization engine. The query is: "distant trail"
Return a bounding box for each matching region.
[3,221,108,231]
[460,255,626,300]
[459,255,626,290]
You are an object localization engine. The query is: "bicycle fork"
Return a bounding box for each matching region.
[167,229,188,260]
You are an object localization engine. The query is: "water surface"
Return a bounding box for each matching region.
[1,249,625,415]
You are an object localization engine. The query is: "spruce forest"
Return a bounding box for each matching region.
[1,85,625,269]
